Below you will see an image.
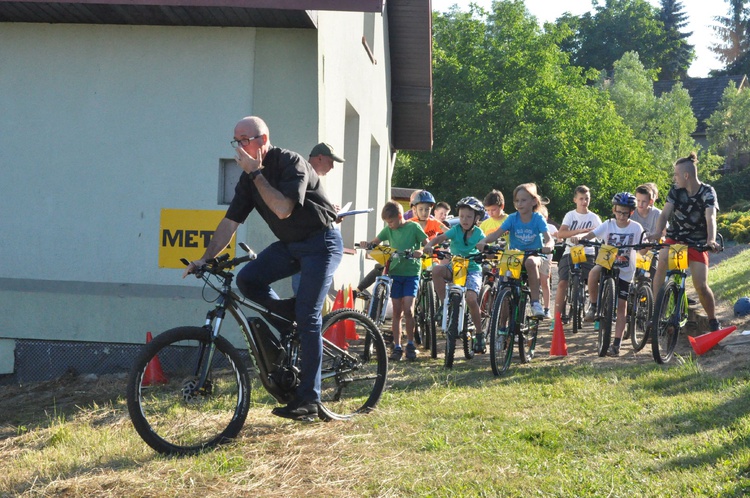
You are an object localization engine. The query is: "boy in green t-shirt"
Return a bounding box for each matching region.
[361,201,428,361]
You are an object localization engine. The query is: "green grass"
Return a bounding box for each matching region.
[711,248,750,303]
[1,249,750,497]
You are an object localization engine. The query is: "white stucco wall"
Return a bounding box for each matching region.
[0,8,394,365]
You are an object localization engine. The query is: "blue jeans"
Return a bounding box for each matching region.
[236,227,343,404]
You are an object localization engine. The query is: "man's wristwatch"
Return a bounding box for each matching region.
[249,169,263,180]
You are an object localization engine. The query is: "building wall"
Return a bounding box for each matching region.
[0,10,393,376]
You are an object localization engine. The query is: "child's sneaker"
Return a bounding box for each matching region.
[544,308,552,319]
[530,301,545,318]
[549,320,555,332]
[607,344,620,357]
[709,318,721,332]
[390,347,404,362]
[584,304,597,322]
[473,332,486,353]
[405,343,418,361]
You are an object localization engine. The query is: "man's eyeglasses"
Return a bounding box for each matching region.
[231,135,263,148]
[614,210,631,216]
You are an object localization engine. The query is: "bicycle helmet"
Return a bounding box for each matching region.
[456,196,485,219]
[611,192,636,209]
[412,190,436,206]
[735,297,750,317]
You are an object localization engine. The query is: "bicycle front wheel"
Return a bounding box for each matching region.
[317,310,388,420]
[369,282,388,327]
[489,288,514,376]
[598,278,616,357]
[652,281,680,364]
[570,274,584,335]
[426,281,438,359]
[127,327,251,455]
[444,292,462,368]
[629,283,653,352]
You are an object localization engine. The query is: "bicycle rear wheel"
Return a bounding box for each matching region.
[444,292,462,368]
[489,288,514,376]
[598,278,616,357]
[317,310,388,421]
[127,326,251,455]
[629,283,653,352]
[652,281,680,364]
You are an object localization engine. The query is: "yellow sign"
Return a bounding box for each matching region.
[570,245,587,265]
[369,245,396,266]
[636,251,654,271]
[159,209,235,269]
[668,244,688,271]
[595,244,618,270]
[452,256,470,286]
[499,250,525,279]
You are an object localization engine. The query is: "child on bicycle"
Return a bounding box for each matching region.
[571,192,643,357]
[477,183,553,318]
[553,185,602,331]
[407,190,446,241]
[423,196,486,351]
[538,205,557,319]
[479,189,508,236]
[631,184,662,237]
[360,201,428,361]
[434,201,451,227]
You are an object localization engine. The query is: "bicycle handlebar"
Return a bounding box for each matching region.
[181,242,257,278]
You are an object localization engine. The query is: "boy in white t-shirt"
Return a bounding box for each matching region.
[553,186,602,331]
[572,192,643,357]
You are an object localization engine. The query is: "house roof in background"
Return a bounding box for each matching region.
[0,0,432,151]
[654,75,748,135]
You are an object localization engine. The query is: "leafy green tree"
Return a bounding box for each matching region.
[657,0,694,80]
[554,0,671,75]
[395,1,654,221]
[711,0,750,67]
[603,51,696,179]
[706,81,750,173]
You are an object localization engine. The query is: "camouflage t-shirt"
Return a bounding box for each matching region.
[665,183,718,245]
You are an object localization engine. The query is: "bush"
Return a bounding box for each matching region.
[718,210,750,243]
[713,168,750,210]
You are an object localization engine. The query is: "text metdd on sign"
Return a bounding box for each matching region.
[159,209,235,269]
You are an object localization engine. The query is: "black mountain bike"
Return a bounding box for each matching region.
[127,244,387,455]
[563,244,590,335]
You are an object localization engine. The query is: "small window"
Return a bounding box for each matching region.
[219,158,242,205]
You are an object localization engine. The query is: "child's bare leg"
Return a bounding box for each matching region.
[401,296,416,342]
[391,298,404,347]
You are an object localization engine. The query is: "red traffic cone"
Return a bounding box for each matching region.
[688,326,737,355]
[324,289,348,349]
[143,332,168,386]
[345,285,360,340]
[550,312,568,356]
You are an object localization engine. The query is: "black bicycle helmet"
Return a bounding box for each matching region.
[412,190,436,206]
[611,192,636,210]
[456,196,485,219]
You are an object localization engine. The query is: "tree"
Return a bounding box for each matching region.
[706,81,750,173]
[555,0,671,75]
[710,0,750,67]
[657,0,694,80]
[394,1,654,221]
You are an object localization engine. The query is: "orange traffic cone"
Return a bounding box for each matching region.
[550,312,568,356]
[344,285,360,340]
[688,326,737,355]
[143,332,168,386]
[324,289,348,349]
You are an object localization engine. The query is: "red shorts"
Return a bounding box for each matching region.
[664,238,708,266]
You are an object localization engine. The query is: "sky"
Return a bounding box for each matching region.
[431,0,726,78]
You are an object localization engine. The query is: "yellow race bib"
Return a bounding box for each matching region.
[595,244,619,270]
[369,245,396,266]
[570,245,587,265]
[499,250,525,279]
[451,256,470,286]
[635,251,654,271]
[668,244,688,271]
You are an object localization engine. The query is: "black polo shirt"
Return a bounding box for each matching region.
[225,146,337,243]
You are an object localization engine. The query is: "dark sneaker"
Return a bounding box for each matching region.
[687,297,698,306]
[405,343,418,361]
[390,347,404,361]
[473,332,486,353]
[354,289,371,301]
[709,319,721,332]
[607,344,620,357]
[272,401,319,421]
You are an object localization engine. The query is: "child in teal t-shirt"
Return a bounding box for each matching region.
[423,196,486,352]
[360,201,428,361]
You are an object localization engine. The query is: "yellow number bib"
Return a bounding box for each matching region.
[369,245,395,266]
[668,244,688,271]
[499,250,525,279]
[635,251,654,271]
[451,256,470,286]
[570,245,587,265]
[595,244,618,270]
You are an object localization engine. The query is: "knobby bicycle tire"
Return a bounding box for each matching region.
[489,288,515,376]
[598,278,616,357]
[369,281,388,327]
[568,275,585,334]
[477,283,493,354]
[518,297,531,363]
[524,300,539,362]
[652,281,680,364]
[629,283,654,352]
[444,292,462,368]
[127,326,251,455]
[317,309,388,420]
[462,308,475,360]
[426,281,438,359]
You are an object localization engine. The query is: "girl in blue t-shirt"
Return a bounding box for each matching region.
[477,183,553,318]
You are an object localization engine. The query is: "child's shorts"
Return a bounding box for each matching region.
[391,275,420,299]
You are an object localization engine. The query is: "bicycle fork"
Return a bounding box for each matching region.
[369,275,393,325]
